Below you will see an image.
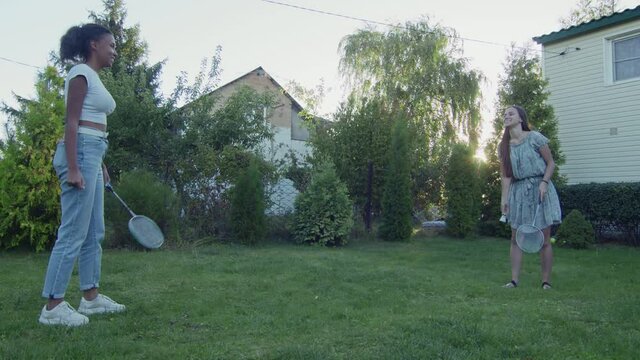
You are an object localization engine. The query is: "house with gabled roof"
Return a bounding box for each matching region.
[533,6,640,184]
[210,66,312,153]
[207,66,315,214]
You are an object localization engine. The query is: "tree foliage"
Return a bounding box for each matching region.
[329,20,483,214]
[480,45,565,237]
[560,0,619,27]
[293,161,353,246]
[310,97,391,217]
[379,119,413,241]
[0,67,64,251]
[89,0,151,76]
[445,143,481,238]
[0,0,283,250]
[89,1,277,240]
[284,78,328,119]
[230,159,266,245]
[170,84,276,238]
[85,0,169,181]
[339,20,483,147]
[493,46,564,169]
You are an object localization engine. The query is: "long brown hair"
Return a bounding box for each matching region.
[499,105,530,178]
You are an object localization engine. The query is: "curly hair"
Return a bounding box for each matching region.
[59,23,112,62]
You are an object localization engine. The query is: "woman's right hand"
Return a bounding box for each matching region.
[501,202,509,215]
[66,168,85,189]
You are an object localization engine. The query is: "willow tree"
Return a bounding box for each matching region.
[311,21,484,228]
[336,20,483,210]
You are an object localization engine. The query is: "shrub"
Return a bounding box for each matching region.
[230,159,266,245]
[555,209,595,249]
[293,161,353,246]
[379,119,412,242]
[105,170,180,249]
[0,67,64,252]
[444,143,481,238]
[558,182,640,246]
[266,214,293,242]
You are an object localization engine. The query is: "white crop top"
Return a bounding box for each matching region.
[64,64,116,125]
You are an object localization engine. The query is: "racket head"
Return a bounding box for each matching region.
[515,224,544,253]
[128,215,165,249]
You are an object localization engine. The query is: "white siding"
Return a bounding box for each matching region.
[542,20,640,184]
[262,125,312,160]
[262,126,312,215]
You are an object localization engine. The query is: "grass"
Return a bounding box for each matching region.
[0,236,639,359]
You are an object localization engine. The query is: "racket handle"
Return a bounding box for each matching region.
[105,183,137,217]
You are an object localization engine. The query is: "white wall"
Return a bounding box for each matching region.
[262,126,312,215]
[542,19,640,184]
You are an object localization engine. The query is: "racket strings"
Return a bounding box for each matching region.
[516,224,544,253]
[129,216,164,248]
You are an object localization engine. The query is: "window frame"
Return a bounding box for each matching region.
[604,30,640,85]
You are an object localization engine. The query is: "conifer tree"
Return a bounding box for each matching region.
[230,159,266,245]
[379,119,413,242]
[445,143,480,238]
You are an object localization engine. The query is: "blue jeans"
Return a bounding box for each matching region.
[42,134,108,299]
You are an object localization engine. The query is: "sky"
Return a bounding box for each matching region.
[2,0,640,144]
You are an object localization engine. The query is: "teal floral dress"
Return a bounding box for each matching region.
[508,131,562,229]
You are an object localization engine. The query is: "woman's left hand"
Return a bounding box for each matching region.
[102,164,111,185]
[539,181,548,202]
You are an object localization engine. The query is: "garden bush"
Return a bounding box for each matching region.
[105,169,180,248]
[558,182,640,245]
[293,161,353,246]
[555,209,595,249]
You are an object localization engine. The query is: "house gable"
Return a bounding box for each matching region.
[206,67,308,137]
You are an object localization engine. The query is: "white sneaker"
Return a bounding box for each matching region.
[78,294,126,315]
[39,301,89,327]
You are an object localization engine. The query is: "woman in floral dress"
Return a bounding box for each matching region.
[499,105,562,290]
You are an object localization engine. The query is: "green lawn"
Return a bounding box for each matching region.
[1,236,638,359]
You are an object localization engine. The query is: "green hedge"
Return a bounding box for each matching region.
[557,182,640,246]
